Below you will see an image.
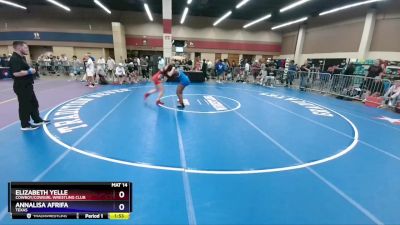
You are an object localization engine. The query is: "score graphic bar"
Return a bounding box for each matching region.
[8,182,132,220]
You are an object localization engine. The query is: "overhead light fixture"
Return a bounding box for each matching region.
[280,0,311,13]
[236,0,250,9]
[213,11,232,26]
[187,0,192,4]
[243,14,271,28]
[144,3,153,21]
[271,17,308,30]
[180,7,189,24]
[0,0,26,9]
[319,0,384,16]
[46,0,71,12]
[94,0,111,14]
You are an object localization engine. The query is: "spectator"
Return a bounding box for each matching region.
[244,60,250,83]
[260,65,275,87]
[363,60,384,100]
[70,55,81,79]
[286,60,296,87]
[341,62,355,88]
[215,60,225,83]
[85,53,95,88]
[207,60,213,73]
[60,54,69,75]
[106,56,116,81]
[96,56,106,83]
[141,57,149,80]
[115,63,126,85]
[201,59,208,80]
[127,62,138,84]
[97,56,106,71]
[187,58,193,69]
[382,80,400,108]
[251,60,261,84]
[158,57,165,71]
[195,57,202,71]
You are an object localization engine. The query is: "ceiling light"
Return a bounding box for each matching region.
[243,14,271,28]
[187,0,192,4]
[181,7,189,24]
[0,0,26,10]
[94,0,111,14]
[236,0,250,9]
[46,0,71,12]
[280,0,311,13]
[271,17,308,30]
[319,0,384,16]
[144,3,153,21]
[213,11,232,26]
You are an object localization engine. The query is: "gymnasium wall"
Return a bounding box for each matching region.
[278,1,400,62]
[281,33,297,55]
[0,6,281,57]
[302,19,365,54]
[369,12,400,60]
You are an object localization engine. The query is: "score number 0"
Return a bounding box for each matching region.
[118,191,126,211]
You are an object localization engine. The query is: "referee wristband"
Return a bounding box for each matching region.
[27,69,32,75]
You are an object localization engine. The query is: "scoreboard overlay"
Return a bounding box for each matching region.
[8,182,132,220]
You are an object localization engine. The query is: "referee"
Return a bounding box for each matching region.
[9,41,49,131]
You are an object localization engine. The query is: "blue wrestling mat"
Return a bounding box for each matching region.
[1,83,400,225]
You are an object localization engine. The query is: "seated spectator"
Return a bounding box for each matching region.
[364,76,385,100]
[260,66,275,87]
[382,80,400,108]
[126,62,138,84]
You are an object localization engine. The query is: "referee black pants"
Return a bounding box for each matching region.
[13,80,42,127]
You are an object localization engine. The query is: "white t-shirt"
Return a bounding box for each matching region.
[107,59,115,70]
[115,66,125,76]
[97,58,106,70]
[86,58,95,75]
[158,58,165,70]
[245,63,250,72]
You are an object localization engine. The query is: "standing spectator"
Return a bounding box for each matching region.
[70,55,81,80]
[115,63,126,85]
[97,56,106,83]
[215,60,225,83]
[187,58,193,70]
[97,56,106,71]
[251,60,261,83]
[60,54,69,75]
[299,62,310,88]
[141,57,149,80]
[195,57,201,71]
[286,60,296,87]
[158,57,165,71]
[85,53,95,88]
[0,54,7,67]
[106,56,116,81]
[9,41,49,131]
[244,60,250,83]
[367,59,384,79]
[363,59,384,100]
[201,59,208,80]
[341,62,355,89]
